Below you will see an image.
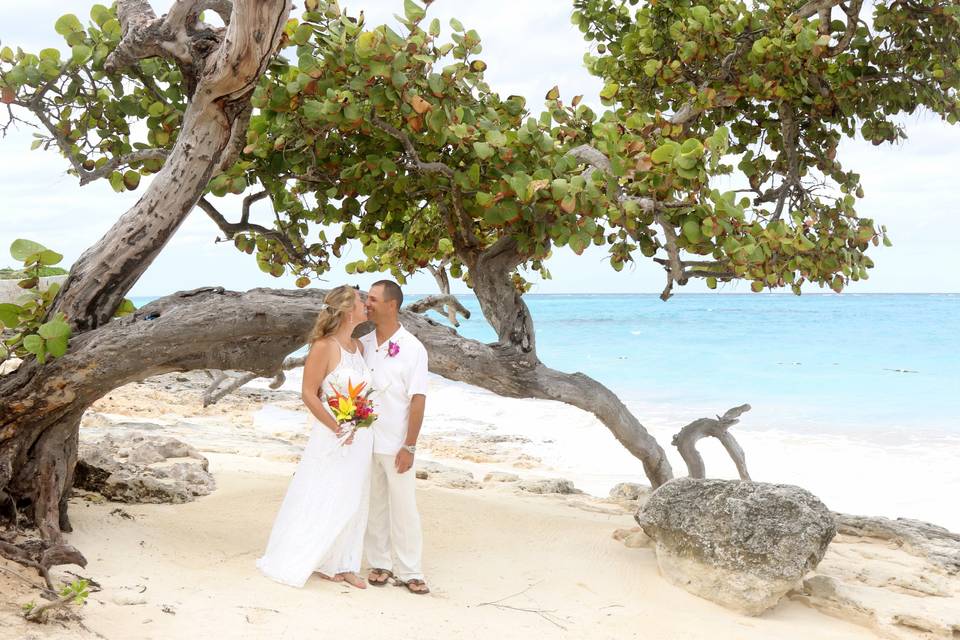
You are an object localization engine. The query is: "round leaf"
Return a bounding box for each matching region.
[10,239,46,262]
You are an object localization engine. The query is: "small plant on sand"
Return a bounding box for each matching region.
[21,578,90,623]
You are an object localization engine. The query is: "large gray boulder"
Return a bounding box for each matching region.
[637,477,836,615]
[75,432,215,503]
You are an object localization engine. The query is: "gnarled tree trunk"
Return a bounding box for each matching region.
[0,0,290,572]
[450,237,675,487]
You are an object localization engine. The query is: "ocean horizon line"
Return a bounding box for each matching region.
[130,291,959,298]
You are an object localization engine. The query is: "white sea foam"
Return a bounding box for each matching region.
[251,369,960,531]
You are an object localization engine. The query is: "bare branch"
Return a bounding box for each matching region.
[818,6,833,35]
[671,404,752,480]
[201,370,258,406]
[566,144,687,213]
[426,262,451,295]
[793,0,843,21]
[213,103,252,174]
[655,215,686,301]
[201,352,305,406]
[405,294,471,328]
[198,193,316,270]
[78,149,170,186]
[825,0,865,56]
[197,0,234,25]
[105,0,176,72]
[773,102,803,222]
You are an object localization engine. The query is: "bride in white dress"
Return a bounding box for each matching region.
[257,285,373,589]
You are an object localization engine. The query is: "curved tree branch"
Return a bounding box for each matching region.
[78,149,170,186]
[197,194,318,269]
[671,404,752,480]
[404,294,471,328]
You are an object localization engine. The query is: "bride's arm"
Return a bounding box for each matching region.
[301,339,342,433]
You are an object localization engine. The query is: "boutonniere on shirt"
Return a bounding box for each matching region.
[387,340,400,358]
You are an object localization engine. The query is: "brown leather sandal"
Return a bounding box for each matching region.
[399,578,430,595]
[367,568,393,586]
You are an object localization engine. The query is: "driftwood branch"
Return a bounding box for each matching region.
[671,404,752,480]
[404,294,471,328]
[0,540,55,592]
[201,353,306,406]
[23,593,75,623]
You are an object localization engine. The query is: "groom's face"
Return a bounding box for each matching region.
[365,284,395,325]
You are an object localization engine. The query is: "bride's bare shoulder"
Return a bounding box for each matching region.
[306,337,337,362]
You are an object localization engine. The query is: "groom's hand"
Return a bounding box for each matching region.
[395,448,414,474]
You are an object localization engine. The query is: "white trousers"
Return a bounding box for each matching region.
[364,453,423,581]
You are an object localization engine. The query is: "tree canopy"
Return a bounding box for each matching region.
[3,0,957,311]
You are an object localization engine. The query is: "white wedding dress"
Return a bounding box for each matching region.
[256,344,374,587]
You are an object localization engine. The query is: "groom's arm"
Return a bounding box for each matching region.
[395,394,425,473]
[395,343,428,473]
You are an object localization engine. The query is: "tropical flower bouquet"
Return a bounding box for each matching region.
[324,379,376,446]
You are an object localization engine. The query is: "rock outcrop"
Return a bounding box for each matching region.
[637,478,835,615]
[793,514,960,639]
[75,432,215,503]
[517,478,581,495]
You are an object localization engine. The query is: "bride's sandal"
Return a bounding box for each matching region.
[367,568,393,587]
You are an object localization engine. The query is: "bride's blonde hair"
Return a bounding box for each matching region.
[308,285,357,344]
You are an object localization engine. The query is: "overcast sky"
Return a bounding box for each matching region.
[1,1,957,295]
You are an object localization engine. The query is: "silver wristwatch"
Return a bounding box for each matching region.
[401,444,417,454]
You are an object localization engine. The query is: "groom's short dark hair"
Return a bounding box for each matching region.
[373,279,403,310]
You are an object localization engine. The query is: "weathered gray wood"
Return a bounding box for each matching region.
[404,294,470,328]
[55,0,291,332]
[671,404,752,480]
[0,0,292,572]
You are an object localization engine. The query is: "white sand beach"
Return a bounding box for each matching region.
[2,372,958,640]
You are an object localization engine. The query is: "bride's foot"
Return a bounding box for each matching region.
[318,572,344,583]
[338,572,367,589]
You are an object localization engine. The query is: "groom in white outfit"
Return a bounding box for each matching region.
[360,280,430,594]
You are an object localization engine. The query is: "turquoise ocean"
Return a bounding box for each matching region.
[131,292,959,436]
[132,292,960,527]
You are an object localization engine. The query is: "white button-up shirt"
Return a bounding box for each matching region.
[359,325,429,455]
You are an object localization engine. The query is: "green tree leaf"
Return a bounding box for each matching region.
[10,239,46,262]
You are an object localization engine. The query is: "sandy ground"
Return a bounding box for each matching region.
[6,372,958,639]
[2,449,887,640]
